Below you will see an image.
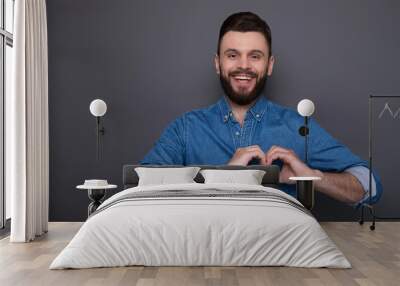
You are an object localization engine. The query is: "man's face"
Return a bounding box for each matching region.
[215,31,274,106]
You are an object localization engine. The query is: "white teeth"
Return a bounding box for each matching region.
[234,76,251,80]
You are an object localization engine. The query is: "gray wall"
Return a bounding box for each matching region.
[47,0,400,221]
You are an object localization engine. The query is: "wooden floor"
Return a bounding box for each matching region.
[0,222,399,286]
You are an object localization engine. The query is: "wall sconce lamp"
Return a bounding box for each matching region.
[289,99,320,210]
[89,99,107,160]
[297,99,315,165]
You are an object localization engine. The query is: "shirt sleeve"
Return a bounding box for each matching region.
[307,117,383,205]
[344,166,378,207]
[308,118,366,172]
[140,115,186,165]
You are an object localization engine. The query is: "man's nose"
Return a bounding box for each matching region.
[238,56,250,69]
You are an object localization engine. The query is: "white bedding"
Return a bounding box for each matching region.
[50,183,351,269]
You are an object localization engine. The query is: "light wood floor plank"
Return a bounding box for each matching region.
[0,222,399,286]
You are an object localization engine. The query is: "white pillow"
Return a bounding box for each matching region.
[200,169,266,185]
[135,167,201,186]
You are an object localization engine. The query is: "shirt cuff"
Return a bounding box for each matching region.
[344,166,376,206]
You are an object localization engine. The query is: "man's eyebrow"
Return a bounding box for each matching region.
[223,49,265,56]
[249,50,265,56]
[223,49,239,54]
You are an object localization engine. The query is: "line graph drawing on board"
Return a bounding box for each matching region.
[378,102,400,119]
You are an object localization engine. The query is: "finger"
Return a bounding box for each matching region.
[266,152,288,166]
[265,145,282,157]
[265,150,295,165]
[265,145,277,153]
[243,145,265,155]
[265,147,290,164]
[273,146,296,155]
[248,150,267,165]
[248,146,268,165]
[247,145,261,148]
[258,153,267,165]
[268,146,293,155]
[244,145,262,151]
[266,147,297,163]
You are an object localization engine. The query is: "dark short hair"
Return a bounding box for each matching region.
[218,12,272,57]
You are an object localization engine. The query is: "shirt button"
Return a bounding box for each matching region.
[224,115,228,121]
[256,114,260,118]
[235,131,240,136]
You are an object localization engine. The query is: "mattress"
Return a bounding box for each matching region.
[50,183,351,269]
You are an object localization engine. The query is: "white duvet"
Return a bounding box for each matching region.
[50,183,351,269]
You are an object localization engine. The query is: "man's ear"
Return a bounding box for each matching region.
[214,54,220,75]
[267,55,275,76]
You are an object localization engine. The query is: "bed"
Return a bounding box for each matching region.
[49,165,350,269]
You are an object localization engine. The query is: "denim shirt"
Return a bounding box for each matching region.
[141,96,382,204]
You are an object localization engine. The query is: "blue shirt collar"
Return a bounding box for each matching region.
[218,95,268,123]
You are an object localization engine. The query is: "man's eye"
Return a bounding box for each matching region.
[250,55,261,60]
[228,54,237,59]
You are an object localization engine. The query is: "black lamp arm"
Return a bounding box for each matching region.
[97,116,105,135]
[96,116,105,160]
[298,116,310,165]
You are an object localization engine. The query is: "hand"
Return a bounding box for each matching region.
[228,145,267,166]
[265,145,319,184]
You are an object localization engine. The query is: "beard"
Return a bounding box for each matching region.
[219,67,268,106]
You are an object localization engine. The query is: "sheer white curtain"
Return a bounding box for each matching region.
[7,0,49,242]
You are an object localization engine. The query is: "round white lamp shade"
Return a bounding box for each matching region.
[297,99,315,117]
[89,99,107,117]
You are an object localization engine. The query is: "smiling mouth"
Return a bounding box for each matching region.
[232,74,254,82]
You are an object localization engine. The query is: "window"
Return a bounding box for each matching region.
[1,0,14,230]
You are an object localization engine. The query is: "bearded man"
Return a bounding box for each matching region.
[140,12,382,205]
